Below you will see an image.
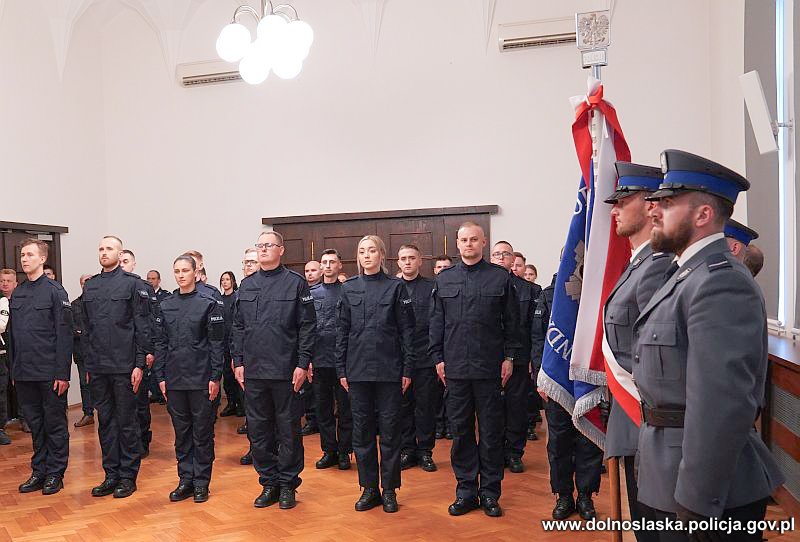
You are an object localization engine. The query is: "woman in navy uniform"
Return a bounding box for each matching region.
[154,255,225,503]
[336,235,416,513]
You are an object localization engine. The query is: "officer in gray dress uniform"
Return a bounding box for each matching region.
[603,162,671,542]
[723,219,759,263]
[634,149,784,542]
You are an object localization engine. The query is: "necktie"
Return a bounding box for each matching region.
[662,261,679,285]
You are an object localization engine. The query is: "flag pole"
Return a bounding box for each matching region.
[575,11,622,542]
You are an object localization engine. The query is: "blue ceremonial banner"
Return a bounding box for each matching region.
[537,173,589,413]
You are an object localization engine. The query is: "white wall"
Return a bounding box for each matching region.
[1,0,746,403]
[0,1,108,405]
[97,0,746,288]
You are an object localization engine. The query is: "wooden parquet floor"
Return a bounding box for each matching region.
[0,405,794,541]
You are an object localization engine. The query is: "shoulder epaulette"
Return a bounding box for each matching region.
[437,265,456,275]
[706,252,732,272]
[310,283,322,290]
[286,268,306,281]
[651,252,671,260]
[123,271,142,279]
[344,275,361,283]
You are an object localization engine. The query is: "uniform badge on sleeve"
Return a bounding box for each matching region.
[301,295,314,304]
[401,298,412,305]
[210,315,224,323]
[61,300,71,308]
[138,290,149,298]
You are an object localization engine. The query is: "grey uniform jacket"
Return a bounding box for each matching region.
[603,244,672,459]
[632,237,784,517]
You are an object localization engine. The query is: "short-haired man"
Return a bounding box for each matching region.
[744,244,764,277]
[431,254,453,440]
[184,250,222,302]
[8,240,72,495]
[433,255,452,276]
[238,248,260,465]
[430,223,520,517]
[724,219,759,263]
[43,265,56,281]
[309,249,352,471]
[600,162,672,532]
[146,270,171,303]
[72,274,96,428]
[0,268,18,444]
[397,244,438,473]
[511,252,526,278]
[119,249,161,456]
[304,261,322,287]
[490,241,541,474]
[635,150,784,540]
[82,236,154,498]
[232,230,317,509]
[300,259,323,436]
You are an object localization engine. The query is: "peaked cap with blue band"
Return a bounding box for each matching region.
[605,161,664,204]
[724,218,759,246]
[646,149,750,204]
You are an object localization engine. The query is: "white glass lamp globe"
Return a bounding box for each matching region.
[239,43,271,84]
[272,58,302,80]
[285,20,314,61]
[216,23,251,62]
[257,14,287,40]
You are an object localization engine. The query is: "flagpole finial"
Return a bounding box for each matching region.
[576,10,611,79]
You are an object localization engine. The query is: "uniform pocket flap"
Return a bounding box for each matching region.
[34,301,52,310]
[348,295,363,306]
[438,287,460,298]
[482,289,503,297]
[640,322,676,346]
[605,304,630,326]
[238,291,258,302]
[111,292,131,301]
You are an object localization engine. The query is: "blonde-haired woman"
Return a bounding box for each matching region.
[335,235,416,513]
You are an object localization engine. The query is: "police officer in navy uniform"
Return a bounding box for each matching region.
[9,239,72,495]
[602,162,671,542]
[82,236,153,499]
[635,150,784,542]
[489,240,539,474]
[336,235,416,513]
[154,255,225,504]
[309,249,352,471]
[231,231,316,510]
[397,244,438,473]
[119,249,159,458]
[724,219,759,264]
[429,222,520,518]
[533,252,603,519]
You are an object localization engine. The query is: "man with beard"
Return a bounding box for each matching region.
[634,150,784,542]
[601,161,671,538]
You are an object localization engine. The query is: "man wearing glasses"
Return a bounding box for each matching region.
[232,231,317,510]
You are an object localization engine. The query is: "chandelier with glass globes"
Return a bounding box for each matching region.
[215,1,313,84]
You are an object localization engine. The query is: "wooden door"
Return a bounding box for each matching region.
[377,218,444,276]
[310,221,377,279]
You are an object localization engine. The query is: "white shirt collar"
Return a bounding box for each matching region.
[675,232,725,267]
[630,239,651,263]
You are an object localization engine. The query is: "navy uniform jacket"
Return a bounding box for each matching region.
[81,266,153,374]
[231,266,316,380]
[428,259,520,380]
[221,291,235,354]
[603,244,672,459]
[8,274,73,381]
[310,280,343,369]
[335,271,416,382]
[154,288,171,303]
[71,294,85,353]
[530,274,556,375]
[154,290,225,390]
[196,281,222,302]
[632,237,784,517]
[510,274,540,366]
[402,274,435,369]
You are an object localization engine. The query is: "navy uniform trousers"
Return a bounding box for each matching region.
[349,381,403,489]
[544,398,602,495]
[16,381,69,476]
[245,378,303,489]
[312,367,352,455]
[166,389,215,487]
[400,367,438,457]
[446,378,504,500]
[91,373,141,481]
